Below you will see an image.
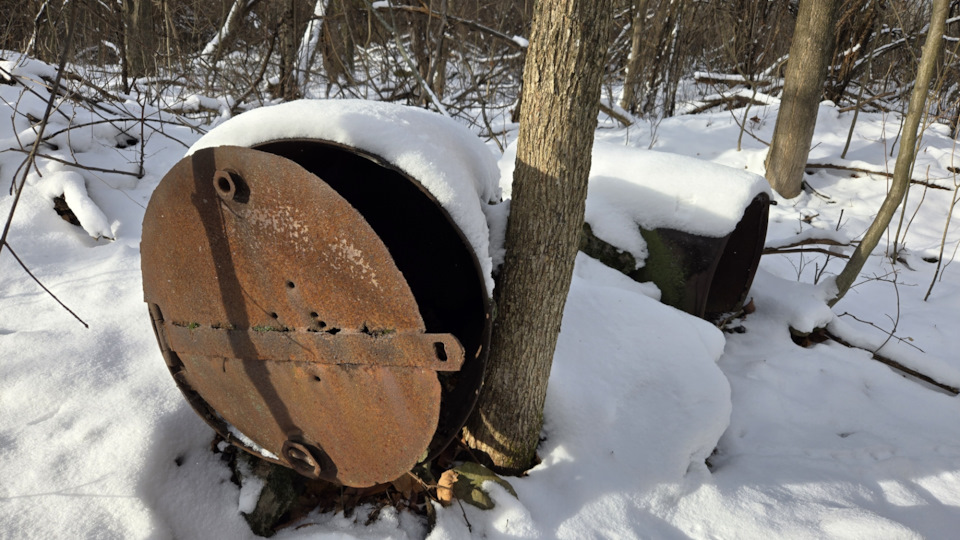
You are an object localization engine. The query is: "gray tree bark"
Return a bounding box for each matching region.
[620,0,649,114]
[829,0,950,306]
[764,0,839,198]
[461,0,611,474]
[121,0,158,78]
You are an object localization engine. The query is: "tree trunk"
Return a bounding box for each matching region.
[764,0,839,198]
[121,0,158,78]
[319,0,358,85]
[461,0,612,474]
[620,0,649,114]
[26,0,53,60]
[274,0,306,101]
[824,0,882,104]
[829,0,950,306]
[640,0,682,116]
[296,0,330,89]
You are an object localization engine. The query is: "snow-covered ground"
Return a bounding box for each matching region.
[2,55,960,538]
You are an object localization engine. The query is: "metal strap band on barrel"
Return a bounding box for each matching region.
[162,323,464,371]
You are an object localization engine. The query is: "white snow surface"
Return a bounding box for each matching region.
[3,66,960,540]
[188,99,502,293]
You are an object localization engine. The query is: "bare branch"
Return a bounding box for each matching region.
[4,244,88,328]
[804,163,952,190]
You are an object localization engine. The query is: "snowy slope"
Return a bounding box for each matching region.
[2,61,960,539]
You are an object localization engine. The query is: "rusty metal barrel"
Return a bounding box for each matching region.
[577,142,772,320]
[141,101,495,487]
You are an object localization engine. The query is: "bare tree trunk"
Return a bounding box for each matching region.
[620,0,649,113]
[660,0,687,117]
[273,0,306,101]
[829,0,950,306]
[424,0,448,100]
[764,0,839,198]
[824,0,883,104]
[319,0,359,85]
[161,0,180,71]
[121,0,158,78]
[461,0,612,474]
[26,0,52,58]
[296,0,330,89]
[640,0,682,116]
[201,0,259,64]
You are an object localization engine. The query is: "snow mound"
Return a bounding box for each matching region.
[429,254,733,538]
[30,163,114,240]
[188,99,502,292]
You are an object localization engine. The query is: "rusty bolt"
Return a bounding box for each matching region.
[282,440,322,479]
[213,169,248,202]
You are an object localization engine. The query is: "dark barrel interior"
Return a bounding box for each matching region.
[705,192,770,317]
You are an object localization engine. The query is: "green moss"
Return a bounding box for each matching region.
[252,325,290,333]
[631,228,688,309]
[580,222,694,313]
[579,222,638,276]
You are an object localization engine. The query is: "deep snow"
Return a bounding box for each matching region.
[1,55,960,539]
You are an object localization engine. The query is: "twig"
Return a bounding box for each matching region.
[40,117,198,144]
[1,0,77,256]
[0,2,90,330]
[801,180,833,200]
[363,0,451,117]
[230,27,276,115]
[687,94,769,118]
[375,4,527,52]
[925,178,960,300]
[837,311,922,352]
[456,498,473,533]
[874,275,901,354]
[0,64,72,123]
[4,244,88,328]
[4,148,142,177]
[826,330,956,395]
[137,89,146,178]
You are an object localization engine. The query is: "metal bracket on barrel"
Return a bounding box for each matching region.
[161,324,464,371]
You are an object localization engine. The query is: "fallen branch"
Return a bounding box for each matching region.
[826,330,958,395]
[763,246,851,258]
[837,90,896,113]
[805,162,951,190]
[598,102,633,127]
[0,64,72,123]
[687,94,769,116]
[767,237,856,249]
[693,72,773,89]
